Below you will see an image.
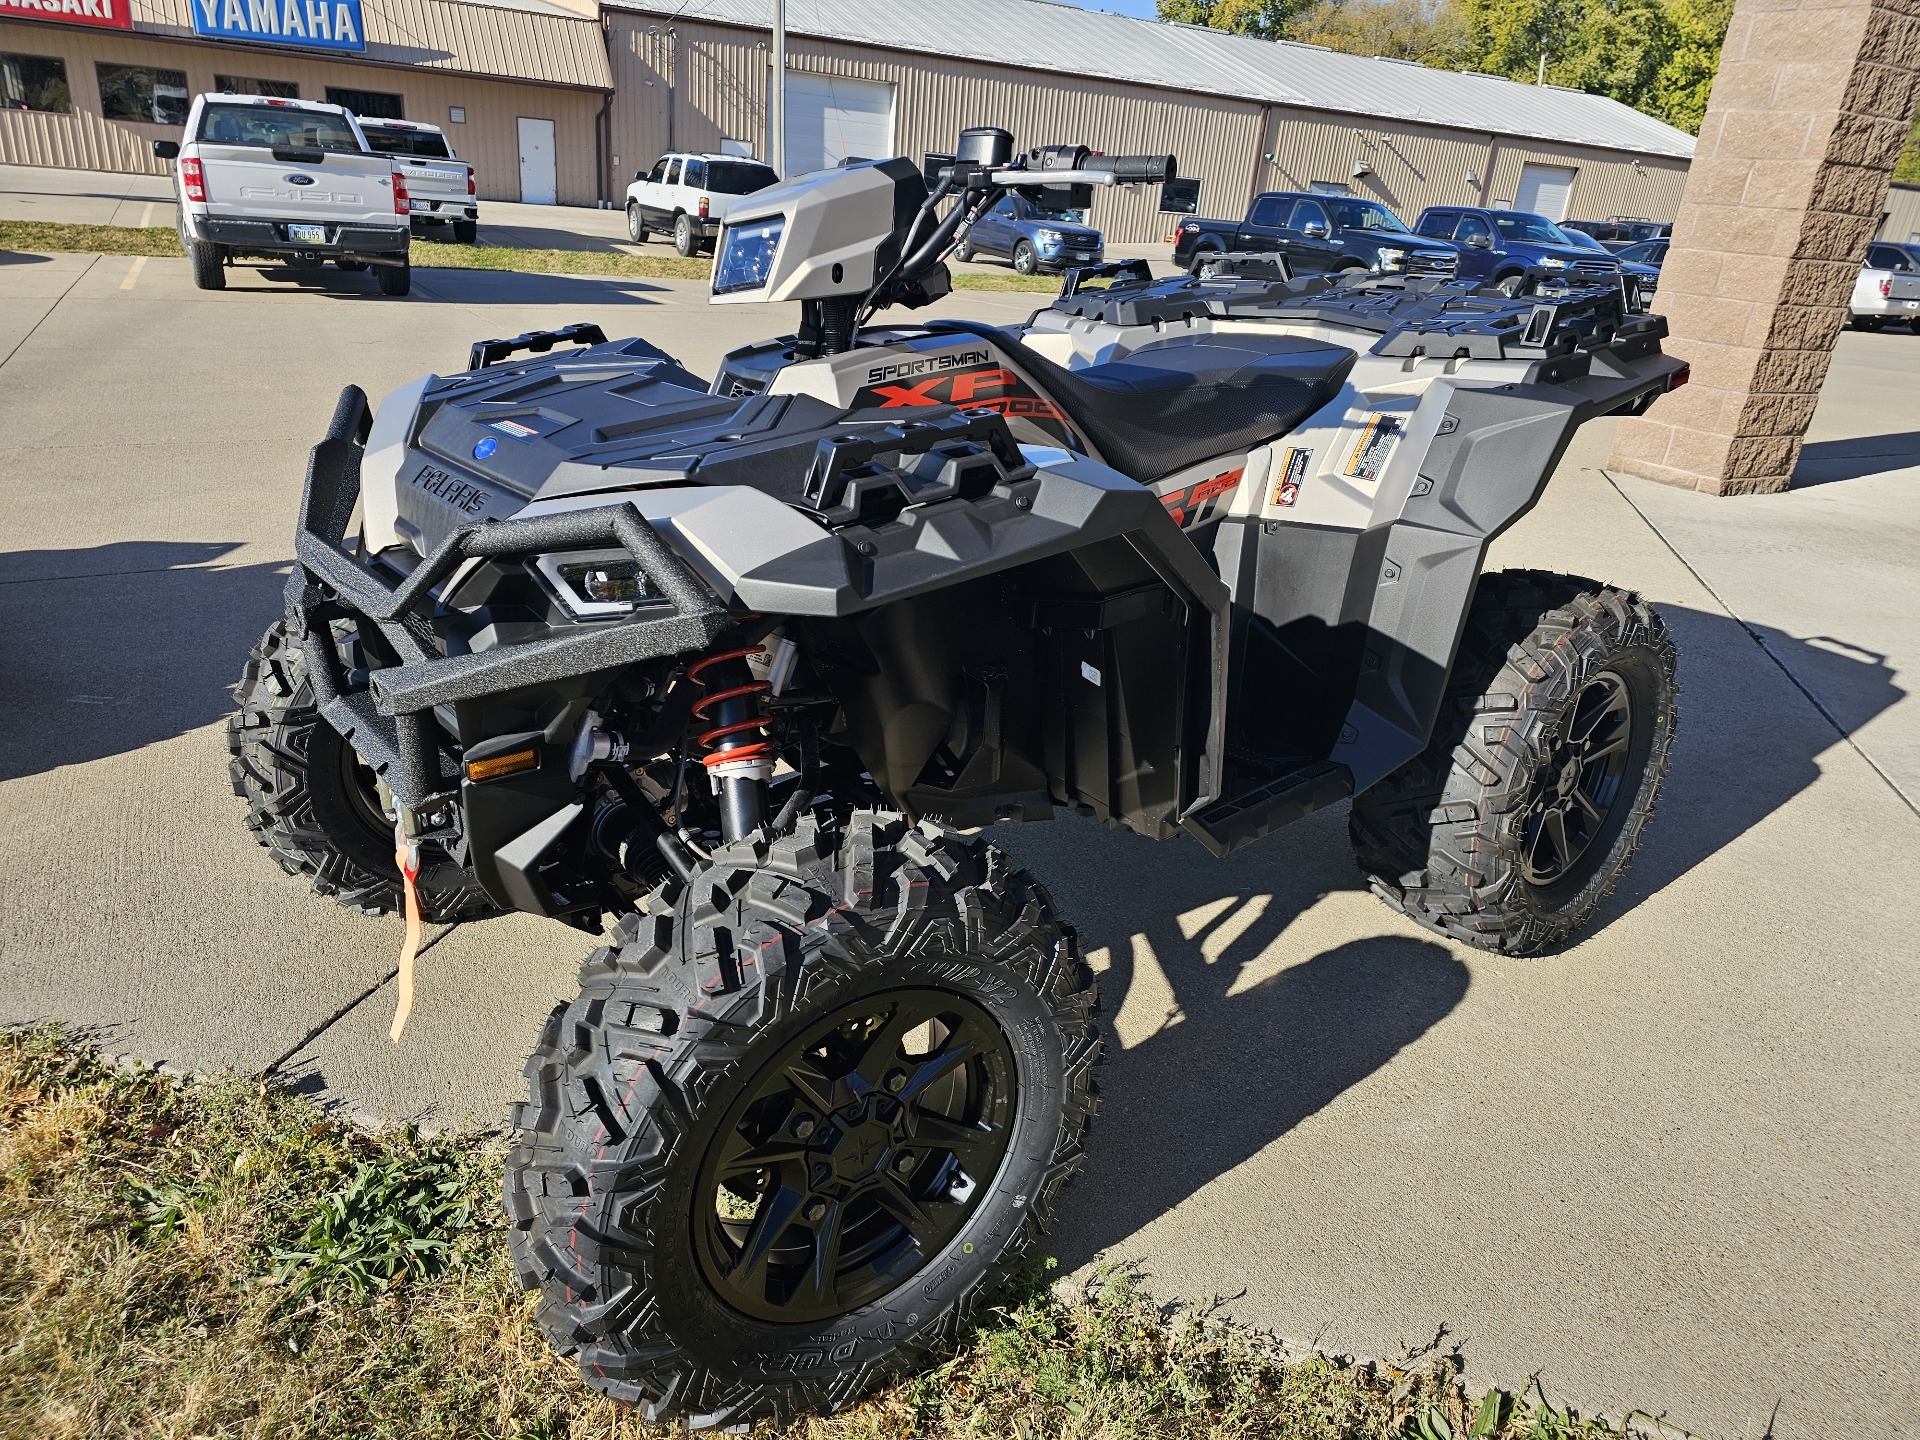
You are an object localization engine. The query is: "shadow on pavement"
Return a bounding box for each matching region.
[0,541,286,783]
[0,251,53,266]
[1793,430,1920,487]
[227,262,673,307]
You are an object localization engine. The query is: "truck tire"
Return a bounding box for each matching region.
[190,239,225,291]
[505,811,1098,1428]
[1349,570,1678,956]
[453,220,478,244]
[1494,272,1528,297]
[673,212,697,257]
[952,237,975,262]
[626,203,648,244]
[227,619,490,921]
[377,258,412,296]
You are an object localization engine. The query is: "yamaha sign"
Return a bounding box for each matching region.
[189,0,366,52]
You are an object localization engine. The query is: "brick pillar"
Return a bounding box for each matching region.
[1608,0,1920,495]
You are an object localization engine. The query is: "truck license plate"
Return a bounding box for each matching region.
[288,224,326,243]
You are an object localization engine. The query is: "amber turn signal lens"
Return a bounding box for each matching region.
[465,748,538,782]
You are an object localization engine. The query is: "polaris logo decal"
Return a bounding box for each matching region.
[863,350,989,386]
[410,462,489,514]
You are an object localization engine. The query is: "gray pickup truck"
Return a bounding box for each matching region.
[155,93,412,295]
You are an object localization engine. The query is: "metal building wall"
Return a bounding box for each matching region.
[1876,181,1920,242]
[1484,135,1689,221]
[0,20,605,201]
[606,14,1269,244]
[605,11,1695,244]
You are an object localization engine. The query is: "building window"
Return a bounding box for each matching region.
[215,75,298,98]
[1160,177,1201,214]
[325,86,403,120]
[96,64,189,126]
[2,52,70,113]
[448,105,466,124]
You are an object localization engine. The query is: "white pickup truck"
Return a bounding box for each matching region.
[359,118,478,244]
[154,94,413,296]
[1849,241,1920,333]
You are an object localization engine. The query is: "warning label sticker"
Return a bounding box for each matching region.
[1271,447,1311,508]
[1342,412,1404,484]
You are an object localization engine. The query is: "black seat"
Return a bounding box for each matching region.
[926,321,1357,484]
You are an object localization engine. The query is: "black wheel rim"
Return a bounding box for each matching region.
[335,732,394,843]
[693,987,1018,1325]
[1521,669,1635,888]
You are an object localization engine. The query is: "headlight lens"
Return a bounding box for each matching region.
[1539,257,1567,270]
[1035,228,1064,245]
[531,551,665,618]
[1378,247,1407,268]
[712,215,784,295]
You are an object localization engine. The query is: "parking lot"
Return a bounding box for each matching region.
[2,237,1917,1438]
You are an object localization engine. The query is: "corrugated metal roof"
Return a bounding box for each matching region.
[606,0,1695,159]
[130,0,613,89]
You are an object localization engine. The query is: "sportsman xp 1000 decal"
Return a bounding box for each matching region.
[854,352,1076,446]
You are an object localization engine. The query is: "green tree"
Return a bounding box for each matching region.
[1290,0,1468,63]
[1157,0,1322,39]
[1894,102,1920,184]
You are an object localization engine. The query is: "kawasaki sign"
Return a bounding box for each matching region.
[189,0,365,52]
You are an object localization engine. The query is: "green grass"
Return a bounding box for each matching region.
[0,220,184,257]
[0,220,1066,292]
[0,1027,1681,1439]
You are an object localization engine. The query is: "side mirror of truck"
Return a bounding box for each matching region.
[1466,232,1493,249]
[152,140,180,161]
[1302,222,1329,239]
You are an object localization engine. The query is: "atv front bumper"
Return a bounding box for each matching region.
[286,385,728,807]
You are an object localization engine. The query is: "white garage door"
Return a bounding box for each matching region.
[784,73,895,178]
[1514,162,1578,221]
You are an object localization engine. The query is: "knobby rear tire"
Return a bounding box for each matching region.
[1349,569,1678,956]
[227,619,489,921]
[504,811,1098,1429]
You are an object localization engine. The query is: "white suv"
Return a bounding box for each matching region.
[625,153,779,256]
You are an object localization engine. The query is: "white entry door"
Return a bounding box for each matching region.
[1514,162,1578,221]
[784,72,894,178]
[517,117,558,205]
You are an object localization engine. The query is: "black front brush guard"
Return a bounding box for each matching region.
[287,385,730,807]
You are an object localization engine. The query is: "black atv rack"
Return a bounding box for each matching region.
[288,385,728,806]
[468,322,611,372]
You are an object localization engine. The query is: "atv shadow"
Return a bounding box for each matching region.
[0,541,287,784]
[988,601,1906,1266]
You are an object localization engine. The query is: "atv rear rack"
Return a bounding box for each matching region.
[287,385,729,806]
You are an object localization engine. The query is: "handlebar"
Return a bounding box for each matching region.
[1083,154,1176,184]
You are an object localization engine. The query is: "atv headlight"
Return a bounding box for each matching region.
[531,550,667,618]
[1377,247,1407,269]
[713,216,784,296]
[1539,257,1567,270]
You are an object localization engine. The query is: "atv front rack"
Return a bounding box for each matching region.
[287,385,729,806]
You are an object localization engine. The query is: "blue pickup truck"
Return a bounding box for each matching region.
[1411,206,1619,295]
[1171,191,1458,278]
[954,192,1104,275]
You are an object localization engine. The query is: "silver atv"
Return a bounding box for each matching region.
[228,125,1686,1427]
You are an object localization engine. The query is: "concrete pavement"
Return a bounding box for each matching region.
[0,244,1916,1439]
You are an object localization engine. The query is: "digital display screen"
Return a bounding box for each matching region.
[713,216,785,295]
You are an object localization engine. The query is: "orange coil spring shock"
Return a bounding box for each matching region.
[687,645,772,770]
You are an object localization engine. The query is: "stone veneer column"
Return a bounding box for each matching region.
[1608,0,1920,494]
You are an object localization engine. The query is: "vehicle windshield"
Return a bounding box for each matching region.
[1616,240,1665,263]
[362,125,452,159]
[1323,199,1410,233]
[705,161,778,195]
[1024,202,1085,223]
[1560,228,1609,252]
[1492,211,1573,243]
[196,102,362,153]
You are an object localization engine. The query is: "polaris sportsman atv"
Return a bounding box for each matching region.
[228,126,1685,1427]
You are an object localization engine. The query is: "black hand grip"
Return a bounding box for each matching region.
[1084,154,1176,183]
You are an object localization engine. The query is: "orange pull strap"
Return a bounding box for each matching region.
[389,838,423,1044]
